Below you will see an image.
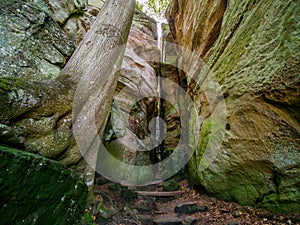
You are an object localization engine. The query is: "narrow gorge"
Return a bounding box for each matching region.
[0,0,299,224]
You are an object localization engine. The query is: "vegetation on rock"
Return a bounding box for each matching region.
[167,0,300,212]
[0,146,88,225]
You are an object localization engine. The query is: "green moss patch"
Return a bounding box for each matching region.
[0,146,88,225]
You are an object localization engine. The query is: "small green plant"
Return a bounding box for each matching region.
[82,210,96,225]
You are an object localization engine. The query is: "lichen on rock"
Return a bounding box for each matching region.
[0,0,75,81]
[167,0,300,212]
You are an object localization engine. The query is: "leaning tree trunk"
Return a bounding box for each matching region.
[0,0,135,186]
[61,0,136,136]
[61,0,136,180]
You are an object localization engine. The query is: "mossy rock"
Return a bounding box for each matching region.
[174,202,198,215]
[121,188,137,199]
[0,146,88,225]
[107,183,122,191]
[168,0,300,213]
[163,179,180,192]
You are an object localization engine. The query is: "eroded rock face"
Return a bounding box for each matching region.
[167,0,300,212]
[0,0,75,81]
[160,24,181,154]
[0,146,87,225]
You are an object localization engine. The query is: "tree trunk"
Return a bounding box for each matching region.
[61,0,136,132]
[0,0,136,185]
[65,0,136,177]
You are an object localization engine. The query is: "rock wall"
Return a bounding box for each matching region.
[0,0,75,81]
[0,0,91,184]
[167,0,300,212]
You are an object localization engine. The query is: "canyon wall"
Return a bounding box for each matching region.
[167,0,300,212]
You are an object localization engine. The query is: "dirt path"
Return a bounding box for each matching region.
[86,176,300,225]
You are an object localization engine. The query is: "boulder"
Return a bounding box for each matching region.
[0,146,87,225]
[167,0,300,212]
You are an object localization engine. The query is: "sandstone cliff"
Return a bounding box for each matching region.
[167,0,300,212]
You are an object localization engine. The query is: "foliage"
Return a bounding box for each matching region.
[137,0,170,19]
[147,0,169,16]
[82,211,96,225]
[136,1,144,11]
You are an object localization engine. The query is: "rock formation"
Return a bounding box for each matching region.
[1,0,299,221]
[0,146,87,225]
[167,0,300,212]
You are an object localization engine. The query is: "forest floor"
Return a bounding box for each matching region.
[83,174,300,225]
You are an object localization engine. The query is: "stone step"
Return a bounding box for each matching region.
[175,202,208,215]
[136,191,184,198]
[175,202,198,215]
[153,215,183,225]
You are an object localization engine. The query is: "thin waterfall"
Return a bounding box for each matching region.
[152,18,163,182]
[155,19,165,161]
[157,20,163,52]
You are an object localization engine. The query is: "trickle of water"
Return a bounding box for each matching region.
[155,20,163,151]
[157,21,163,50]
